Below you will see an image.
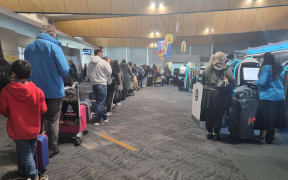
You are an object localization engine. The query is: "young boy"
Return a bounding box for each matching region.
[0,60,48,180]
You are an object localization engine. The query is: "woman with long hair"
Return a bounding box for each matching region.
[113,60,123,105]
[254,52,285,144]
[201,52,236,140]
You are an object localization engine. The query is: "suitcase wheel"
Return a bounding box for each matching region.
[74,137,81,146]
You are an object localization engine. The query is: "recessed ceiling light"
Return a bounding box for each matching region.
[205,28,210,33]
[211,28,215,32]
[150,2,156,9]
[159,3,164,9]
[155,32,160,36]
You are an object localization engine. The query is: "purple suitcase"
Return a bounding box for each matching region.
[35,134,49,174]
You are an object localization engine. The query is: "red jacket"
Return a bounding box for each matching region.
[0,82,47,140]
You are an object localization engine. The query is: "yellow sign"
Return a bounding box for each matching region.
[165,34,174,44]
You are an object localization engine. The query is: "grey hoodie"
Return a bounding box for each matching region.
[87,56,112,85]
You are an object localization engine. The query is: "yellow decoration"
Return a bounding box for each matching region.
[160,54,164,61]
[165,34,174,44]
[4,53,18,62]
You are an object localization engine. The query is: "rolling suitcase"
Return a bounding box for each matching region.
[228,85,258,140]
[80,99,92,123]
[35,134,49,175]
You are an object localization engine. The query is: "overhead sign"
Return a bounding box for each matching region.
[246,42,288,55]
[82,49,92,55]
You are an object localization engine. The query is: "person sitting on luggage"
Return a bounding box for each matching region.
[253,52,285,144]
[0,60,48,180]
[201,52,236,141]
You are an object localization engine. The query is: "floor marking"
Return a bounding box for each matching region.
[98,134,138,152]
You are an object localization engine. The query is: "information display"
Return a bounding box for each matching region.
[243,67,259,81]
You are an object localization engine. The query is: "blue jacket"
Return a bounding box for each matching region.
[24,33,69,99]
[254,65,285,101]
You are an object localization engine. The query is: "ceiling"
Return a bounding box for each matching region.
[1,0,288,48]
[53,6,288,47]
[1,0,288,15]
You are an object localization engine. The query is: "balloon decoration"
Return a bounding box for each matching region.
[156,34,174,61]
[181,41,187,53]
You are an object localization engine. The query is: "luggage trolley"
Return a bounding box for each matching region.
[59,82,88,146]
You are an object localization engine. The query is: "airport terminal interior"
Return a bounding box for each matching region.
[0,0,288,180]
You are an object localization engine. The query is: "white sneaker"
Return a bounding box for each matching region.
[117,103,122,106]
[106,112,112,116]
[104,119,109,123]
[94,122,101,126]
[112,104,116,108]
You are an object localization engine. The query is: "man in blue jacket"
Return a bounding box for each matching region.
[24,25,69,158]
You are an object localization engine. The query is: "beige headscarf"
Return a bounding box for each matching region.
[40,25,56,38]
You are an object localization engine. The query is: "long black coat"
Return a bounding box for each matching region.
[121,63,134,90]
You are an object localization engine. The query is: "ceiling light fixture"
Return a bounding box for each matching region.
[155,32,160,36]
[150,2,156,9]
[159,3,164,10]
[204,28,215,34]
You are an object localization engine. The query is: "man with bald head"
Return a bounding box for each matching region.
[25,25,69,158]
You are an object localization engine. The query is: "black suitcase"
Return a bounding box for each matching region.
[147,77,153,86]
[0,42,11,91]
[228,85,258,140]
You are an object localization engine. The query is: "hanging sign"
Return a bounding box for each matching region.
[156,34,174,61]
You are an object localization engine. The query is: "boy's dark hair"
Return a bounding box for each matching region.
[94,46,103,56]
[11,60,31,79]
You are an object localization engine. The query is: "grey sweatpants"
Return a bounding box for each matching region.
[42,98,63,153]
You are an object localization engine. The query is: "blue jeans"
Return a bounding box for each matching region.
[15,139,38,178]
[93,84,107,122]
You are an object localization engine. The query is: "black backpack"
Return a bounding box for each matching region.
[0,42,11,92]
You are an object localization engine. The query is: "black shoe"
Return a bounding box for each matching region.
[213,134,221,141]
[207,133,213,140]
[90,116,98,124]
[49,150,60,158]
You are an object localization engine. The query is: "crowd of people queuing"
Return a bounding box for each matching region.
[0,23,287,180]
[0,24,171,180]
[86,46,171,126]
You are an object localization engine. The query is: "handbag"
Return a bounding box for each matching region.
[215,70,233,94]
